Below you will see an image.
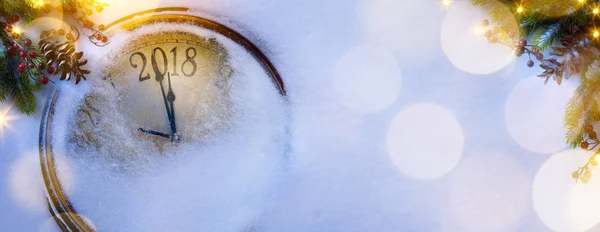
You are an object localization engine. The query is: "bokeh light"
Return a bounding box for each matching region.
[442,153,530,232]
[532,149,600,232]
[386,103,464,180]
[92,0,160,26]
[333,44,402,114]
[441,1,518,75]
[505,75,575,154]
[356,0,444,64]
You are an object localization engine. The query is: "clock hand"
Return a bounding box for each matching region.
[156,72,176,137]
[166,73,177,136]
[138,128,171,139]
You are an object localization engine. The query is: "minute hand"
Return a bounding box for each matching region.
[166,72,177,134]
[156,73,174,133]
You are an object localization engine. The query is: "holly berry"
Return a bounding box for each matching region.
[24,39,31,47]
[532,47,539,53]
[95,33,103,41]
[5,25,12,32]
[10,15,19,24]
[481,19,489,27]
[582,141,590,150]
[29,51,37,58]
[66,33,74,41]
[488,37,498,44]
[585,125,594,132]
[591,131,598,140]
[96,5,104,12]
[98,24,106,31]
[83,20,93,28]
[518,39,527,47]
[58,29,65,36]
[536,53,544,60]
[7,46,16,56]
[12,42,18,49]
[47,66,55,74]
[101,36,108,43]
[18,64,25,73]
[39,62,45,69]
[527,60,534,67]
[28,62,35,69]
[40,77,49,85]
[484,30,493,38]
[20,51,27,58]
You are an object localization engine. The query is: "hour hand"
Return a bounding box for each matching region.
[166,73,177,135]
[138,128,170,139]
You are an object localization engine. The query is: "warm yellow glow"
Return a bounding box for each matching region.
[34,0,44,8]
[594,8,599,14]
[12,26,22,35]
[594,30,599,38]
[579,0,585,3]
[442,0,452,7]
[472,25,485,35]
[516,6,524,13]
[0,105,17,139]
[595,154,600,164]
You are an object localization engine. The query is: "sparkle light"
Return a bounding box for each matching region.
[0,105,17,139]
[12,26,22,35]
[517,6,524,13]
[594,30,599,38]
[442,0,452,7]
[594,8,599,14]
[35,0,44,8]
[579,0,585,3]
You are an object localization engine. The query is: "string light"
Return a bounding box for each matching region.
[12,26,22,35]
[516,6,524,13]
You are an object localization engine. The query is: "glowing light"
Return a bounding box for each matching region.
[594,30,599,38]
[442,0,452,7]
[594,8,599,14]
[12,26,22,35]
[35,0,44,8]
[579,0,585,3]
[0,105,17,139]
[472,25,485,35]
[516,6,524,13]
[386,103,464,180]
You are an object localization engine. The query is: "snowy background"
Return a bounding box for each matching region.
[0,0,597,231]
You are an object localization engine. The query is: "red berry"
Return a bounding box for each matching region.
[39,62,45,69]
[481,19,489,27]
[488,37,498,44]
[536,53,544,60]
[527,60,534,67]
[98,24,106,31]
[532,47,539,53]
[101,36,108,43]
[518,39,527,47]
[47,66,55,74]
[40,77,49,85]
[484,30,493,38]
[10,15,19,23]
[28,62,35,69]
[20,51,27,58]
[6,46,14,54]
[18,64,25,73]
[582,141,590,150]
[12,43,18,49]
[5,25,12,32]
[95,33,103,41]
[29,51,37,58]
[24,39,31,47]
[58,29,65,36]
[83,20,93,28]
[66,33,74,41]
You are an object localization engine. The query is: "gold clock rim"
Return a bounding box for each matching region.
[39,7,287,232]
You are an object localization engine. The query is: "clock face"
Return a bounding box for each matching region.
[41,13,288,231]
[69,32,235,167]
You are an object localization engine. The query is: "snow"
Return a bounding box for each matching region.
[0,0,588,231]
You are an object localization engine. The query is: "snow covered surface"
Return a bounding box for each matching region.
[0,0,589,231]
